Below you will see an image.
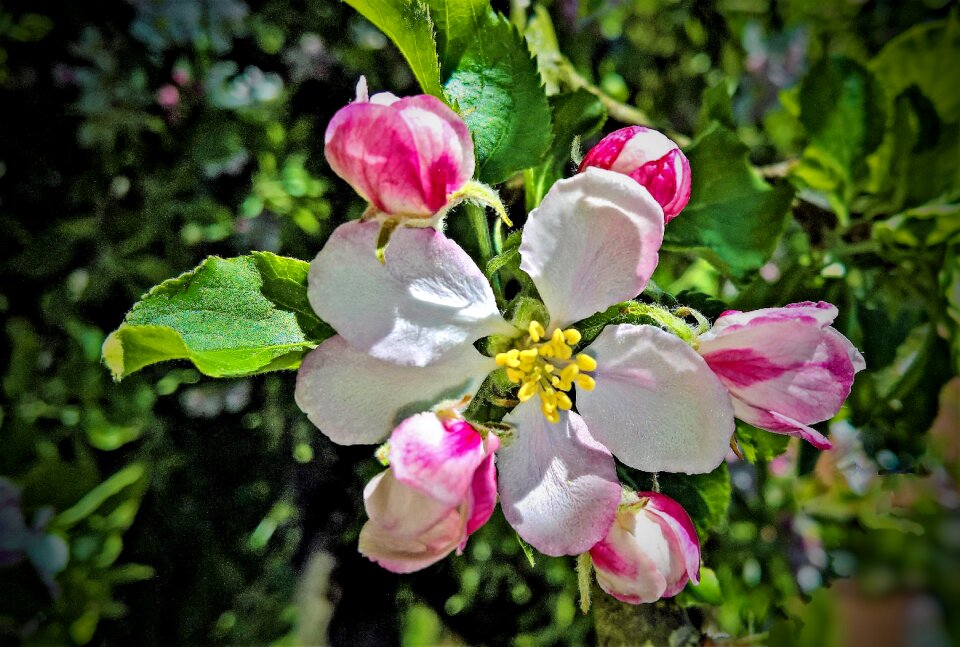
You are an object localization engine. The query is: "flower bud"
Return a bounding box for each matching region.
[324,78,475,223]
[697,301,866,450]
[589,491,700,603]
[578,126,691,222]
[358,412,498,573]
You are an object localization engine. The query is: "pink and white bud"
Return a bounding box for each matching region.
[324,79,475,221]
[578,126,691,222]
[358,412,498,573]
[698,301,866,450]
[589,491,701,604]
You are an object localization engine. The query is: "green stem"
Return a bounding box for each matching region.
[466,204,494,265]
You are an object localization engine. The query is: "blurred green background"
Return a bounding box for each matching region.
[1,0,958,645]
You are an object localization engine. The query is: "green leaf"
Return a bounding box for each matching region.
[697,79,735,133]
[735,422,790,464]
[444,12,552,184]
[54,463,147,530]
[873,196,960,248]
[871,14,960,124]
[525,89,607,209]
[344,0,444,99]
[103,255,331,380]
[792,56,886,217]
[656,464,731,538]
[425,0,489,76]
[663,123,794,280]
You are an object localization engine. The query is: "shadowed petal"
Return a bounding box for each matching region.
[576,325,735,474]
[295,336,495,445]
[308,221,513,367]
[519,169,664,329]
[497,401,620,556]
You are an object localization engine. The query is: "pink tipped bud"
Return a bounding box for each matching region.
[589,492,701,604]
[324,80,475,220]
[697,301,866,450]
[358,413,498,573]
[578,126,691,222]
[156,84,180,108]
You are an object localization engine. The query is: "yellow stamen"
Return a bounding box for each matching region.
[528,321,545,343]
[575,374,596,391]
[575,354,597,372]
[496,325,599,423]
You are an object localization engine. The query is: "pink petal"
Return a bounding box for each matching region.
[519,169,664,328]
[497,402,620,556]
[324,94,473,216]
[294,335,494,445]
[389,413,486,507]
[642,492,701,587]
[732,401,833,450]
[590,505,684,604]
[578,126,690,221]
[363,470,454,538]
[358,514,462,573]
[576,325,735,474]
[307,221,513,367]
[464,444,499,538]
[698,308,864,445]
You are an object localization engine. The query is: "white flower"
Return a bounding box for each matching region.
[296,169,735,556]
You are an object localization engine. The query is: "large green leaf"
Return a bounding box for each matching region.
[425,0,489,76]
[792,56,886,215]
[102,254,332,380]
[444,13,552,185]
[525,89,606,210]
[871,14,960,124]
[663,123,794,280]
[344,0,444,99]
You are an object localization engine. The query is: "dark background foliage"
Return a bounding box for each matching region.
[1,0,957,645]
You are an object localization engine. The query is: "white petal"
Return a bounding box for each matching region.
[497,401,620,556]
[295,335,495,445]
[577,325,735,474]
[307,221,513,367]
[519,169,664,328]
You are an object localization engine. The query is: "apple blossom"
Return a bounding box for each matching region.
[358,412,498,573]
[589,491,701,604]
[578,126,691,222]
[697,301,866,449]
[324,79,475,224]
[296,168,736,558]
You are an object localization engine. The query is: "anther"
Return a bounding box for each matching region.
[575,374,596,391]
[528,321,545,343]
[575,354,597,372]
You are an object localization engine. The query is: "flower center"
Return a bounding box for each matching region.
[495,321,597,424]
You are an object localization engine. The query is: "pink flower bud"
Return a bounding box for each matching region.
[697,301,866,450]
[589,492,700,604]
[324,80,475,220]
[578,126,691,222]
[358,413,498,573]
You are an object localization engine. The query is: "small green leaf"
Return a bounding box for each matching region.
[425,0,489,75]
[735,422,790,464]
[872,196,960,248]
[525,89,607,209]
[683,566,723,606]
[697,79,735,133]
[344,0,444,99]
[656,463,731,539]
[871,14,960,124]
[444,12,552,184]
[664,123,794,280]
[515,531,537,568]
[54,464,147,530]
[103,255,330,380]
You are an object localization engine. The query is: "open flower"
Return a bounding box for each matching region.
[697,302,866,449]
[296,168,736,557]
[589,491,701,604]
[358,412,498,573]
[578,126,691,222]
[324,78,474,224]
